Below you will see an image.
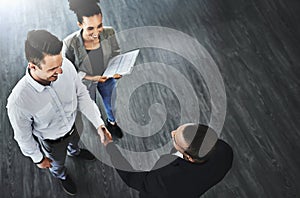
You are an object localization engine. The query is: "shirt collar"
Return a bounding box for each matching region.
[172,151,184,159]
[25,67,47,92]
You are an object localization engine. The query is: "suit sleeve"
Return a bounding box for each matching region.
[110,29,121,57]
[62,39,87,80]
[106,143,161,192]
[62,39,76,68]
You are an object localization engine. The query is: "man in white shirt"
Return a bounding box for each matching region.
[6,30,110,196]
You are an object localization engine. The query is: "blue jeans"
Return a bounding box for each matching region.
[97,78,116,122]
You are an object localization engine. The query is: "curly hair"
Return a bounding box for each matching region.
[68,0,102,23]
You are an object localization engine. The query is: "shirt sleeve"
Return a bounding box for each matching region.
[6,103,44,163]
[78,71,87,80]
[69,61,104,128]
[62,39,76,66]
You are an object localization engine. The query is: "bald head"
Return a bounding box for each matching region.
[173,123,218,162]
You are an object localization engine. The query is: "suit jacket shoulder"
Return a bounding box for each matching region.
[63,30,81,49]
[101,26,116,40]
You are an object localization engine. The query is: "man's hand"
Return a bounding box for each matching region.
[113,74,122,79]
[97,125,112,144]
[103,127,113,146]
[37,157,52,169]
[97,76,108,83]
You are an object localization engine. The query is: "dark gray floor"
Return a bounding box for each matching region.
[1,0,300,197]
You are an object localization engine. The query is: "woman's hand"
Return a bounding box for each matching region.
[113,74,122,79]
[97,75,108,83]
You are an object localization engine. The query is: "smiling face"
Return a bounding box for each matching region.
[29,53,63,85]
[78,13,103,42]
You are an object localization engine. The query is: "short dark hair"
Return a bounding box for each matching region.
[182,124,218,163]
[25,30,63,67]
[68,0,102,24]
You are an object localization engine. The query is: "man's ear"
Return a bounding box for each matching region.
[185,154,195,163]
[77,21,83,29]
[28,62,36,70]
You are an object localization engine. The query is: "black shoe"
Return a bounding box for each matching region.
[106,121,123,139]
[68,149,96,161]
[60,175,77,196]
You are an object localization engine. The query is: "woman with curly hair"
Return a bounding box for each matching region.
[63,0,123,138]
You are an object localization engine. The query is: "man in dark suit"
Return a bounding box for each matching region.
[103,123,233,198]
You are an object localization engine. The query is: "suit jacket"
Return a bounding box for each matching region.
[62,27,120,87]
[106,140,233,198]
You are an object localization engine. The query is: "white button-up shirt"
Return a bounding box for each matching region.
[7,58,104,163]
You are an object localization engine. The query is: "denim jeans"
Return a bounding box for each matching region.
[97,78,116,122]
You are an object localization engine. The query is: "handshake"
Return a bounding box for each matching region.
[97,125,113,146]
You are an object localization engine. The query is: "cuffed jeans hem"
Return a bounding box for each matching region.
[49,167,67,180]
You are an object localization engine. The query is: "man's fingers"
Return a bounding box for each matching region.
[44,158,51,168]
[99,132,105,143]
[113,74,122,79]
[45,157,52,163]
[102,127,112,140]
[106,131,112,140]
[98,76,108,83]
[101,135,105,143]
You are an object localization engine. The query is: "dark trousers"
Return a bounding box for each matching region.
[37,126,80,179]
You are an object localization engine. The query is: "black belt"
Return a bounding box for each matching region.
[44,126,75,144]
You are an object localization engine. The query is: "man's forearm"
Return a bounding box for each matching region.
[84,74,99,82]
[75,74,104,128]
